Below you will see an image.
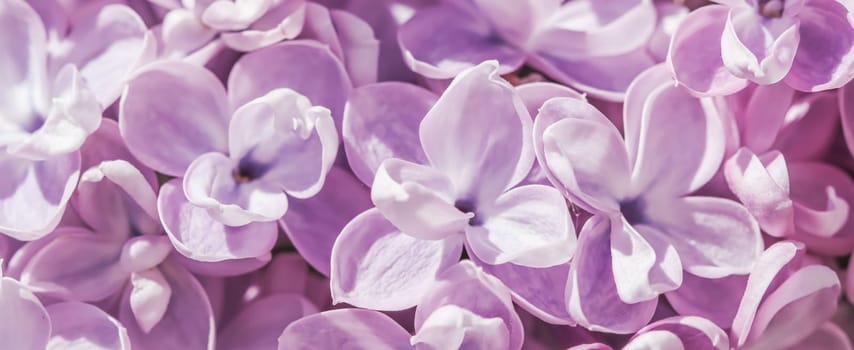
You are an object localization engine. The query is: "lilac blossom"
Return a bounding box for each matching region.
[329,61,576,312]
[669,0,854,96]
[537,64,762,332]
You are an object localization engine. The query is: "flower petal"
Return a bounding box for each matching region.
[566,215,657,333]
[721,7,799,84]
[724,149,794,236]
[228,40,351,127]
[788,162,854,255]
[331,208,461,311]
[158,179,278,262]
[668,5,748,96]
[183,152,289,226]
[218,293,317,350]
[220,0,307,51]
[277,309,411,350]
[629,83,725,197]
[129,268,172,333]
[0,0,48,135]
[371,158,470,241]
[665,272,747,328]
[611,218,683,303]
[280,166,372,276]
[626,316,729,350]
[119,261,215,350]
[783,322,854,350]
[412,304,510,350]
[541,104,631,213]
[342,82,435,186]
[648,196,762,278]
[46,301,130,350]
[0,152,80,240]
[228,88,338,198]
[397,3,526,79]
[419,61,533,204]
[466,184,575,268]
[784,0,854,91]
[415,261,525,350]
[119,61,230,176]
[0,273,50,350]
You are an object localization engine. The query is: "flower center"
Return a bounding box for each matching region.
[620,198,647,225]
[454,199,482,226]
[759,0,784,18]
[232,157,267,183]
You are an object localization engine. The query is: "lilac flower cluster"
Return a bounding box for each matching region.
[3,0,854,349]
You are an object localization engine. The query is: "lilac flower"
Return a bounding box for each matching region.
[280,261,524,350]
[0,0,149,240]
[329,61,576,311]
[570,316,730,350]
[723,83,854,255]
[120,41,347,262]
[669,0,854,96]
[153,0,306,53]
[537,64,762,332]
[397,0,662,100]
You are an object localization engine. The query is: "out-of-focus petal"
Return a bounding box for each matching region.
[161,8,216,54]
[46,301,130,350]
[277,309,412,350]
[218,293,317,350]
[119,61,230,176]
[0,152,80,241]
[371,158,470,241]
[397,3,526,79]
[415,261,524,350]
[788,162,854,255]
[466,184,575,268]
[721,7,799,84]
[220,0,307,51]
[300,4,379,86]
[343,82,435,186]
[647,196,762,278]
[18,228,126,301]
[566,215,657,333]
[784,0,854,91]
[119,261,215,350]
[280,166,372,276]
[228,40,351,127]
[724,149,794,236]
[541,105,631,213]
[0,269,50,350]
[783,322,854,350]
[331,208,461,311]
[158,180,278,262]
[668,5,748,96]
[419,61,533,204]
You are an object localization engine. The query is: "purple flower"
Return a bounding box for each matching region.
[669,0,854,96]
[329,61,576,311]
[537,64,762,332]
[120,41,347,262]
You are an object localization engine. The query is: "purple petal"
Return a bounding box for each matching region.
[218,294,317,350]
[277,309,412,350]
[668,5,748,96]
[228,88,338,198]
[228,40,351,127]
[783,322,854,350]
[626,316,729,350]
[300,3,379,86]
[774,91,839,161]
[0,152,80,240]
[158,179,278,262]
[342,82,435,186]
[724,149,794,236]
[119,61,230,176]
[720,7,799,84]
[0,0,47,132]
[119,261,215,350]
[415,261,525,350]
[0,272,50,350]
[331,208,461,310]
[788,162,854,255]
[371,158,470,241]
[611,218,683,303]
[397,3,526,79]
[566,215,657,333]
[784,0,854,91]
[629,83,725,197]
[647,196,762,278]
[412,304,510,350]
[665,272,747,328]
[46,301,130,350]
[540,101,631,213]
[219,0,307,51]
[280,165,372,276]
[466,184,575,267]
[419,61,533,205]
